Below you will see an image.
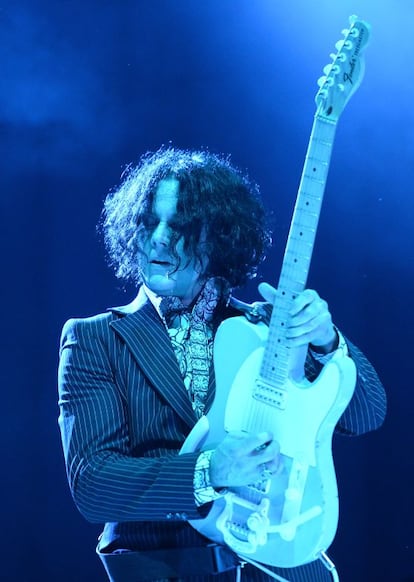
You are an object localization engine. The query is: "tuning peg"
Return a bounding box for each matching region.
[317,88,328,100]
[335,52,347,62]
[336,39,354,51]
[344,21,360,39]
[323,64,332,75]
[317,76,326,87]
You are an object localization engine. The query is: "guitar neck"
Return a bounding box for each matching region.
[260,115,337,386]
[279,115,337,295]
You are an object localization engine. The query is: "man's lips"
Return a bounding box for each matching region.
[150,259,173,267]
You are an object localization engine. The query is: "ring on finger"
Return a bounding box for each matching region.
[260,462,273,480]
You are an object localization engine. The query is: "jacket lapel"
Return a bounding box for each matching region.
[205,364,216,413]
[109,292,197,430]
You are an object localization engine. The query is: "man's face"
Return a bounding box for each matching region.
[140,178,207,305]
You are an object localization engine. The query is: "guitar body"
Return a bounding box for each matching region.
[181,316,356,567]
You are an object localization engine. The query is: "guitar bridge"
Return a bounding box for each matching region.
[216,494,271,554]
[253,379,287,409]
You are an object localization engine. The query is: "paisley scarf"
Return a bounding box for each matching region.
[159,277,230,418]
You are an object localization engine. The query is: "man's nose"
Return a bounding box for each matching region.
[151,222,170,248]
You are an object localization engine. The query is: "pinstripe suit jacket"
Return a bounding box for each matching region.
[58,287,386,581]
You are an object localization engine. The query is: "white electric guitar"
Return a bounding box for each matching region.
[181,16,371,568]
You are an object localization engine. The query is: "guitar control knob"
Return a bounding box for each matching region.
[247,512,262,531]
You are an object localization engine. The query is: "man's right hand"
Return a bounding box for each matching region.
[209,431,282,488]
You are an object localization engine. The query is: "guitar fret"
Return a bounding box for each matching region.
[297,208,319,223]
[306,155,329,164]
[288,227,315,236]
[302,175,326,185]
[299,192,323,201]
[311,138,333,146]
[285,239,313,249]
[285,252,312,260]
[261,366,289,378]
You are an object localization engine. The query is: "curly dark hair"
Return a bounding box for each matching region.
[101,147,272,288]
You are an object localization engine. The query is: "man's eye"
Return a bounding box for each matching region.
[142,216,159,229]
[169,221,181,232]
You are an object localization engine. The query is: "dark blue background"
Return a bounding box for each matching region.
[2,1,412,581]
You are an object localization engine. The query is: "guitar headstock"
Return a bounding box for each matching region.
[315,15,371,121]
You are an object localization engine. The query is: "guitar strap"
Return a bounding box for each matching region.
[97,543,240,581]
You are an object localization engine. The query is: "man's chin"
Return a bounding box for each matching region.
[143,274,176,296]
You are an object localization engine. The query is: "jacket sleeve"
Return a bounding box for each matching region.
[58,315,206,524]
[305,336,387,436]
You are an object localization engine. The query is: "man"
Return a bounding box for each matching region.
[58,148,386,582]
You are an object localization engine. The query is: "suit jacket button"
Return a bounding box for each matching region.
[166,513,173,519]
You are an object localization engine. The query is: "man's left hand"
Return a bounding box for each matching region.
[258,283,338,354]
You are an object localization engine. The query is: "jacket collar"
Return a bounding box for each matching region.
[109,286,150,315]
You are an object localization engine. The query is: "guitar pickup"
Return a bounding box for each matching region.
[253,379,287,409]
